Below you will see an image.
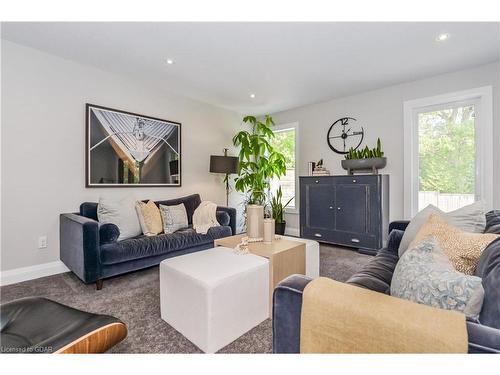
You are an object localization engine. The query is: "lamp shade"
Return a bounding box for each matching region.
[210,155,238,174]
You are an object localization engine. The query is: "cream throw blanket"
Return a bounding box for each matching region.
[193,201,220,234]
[300,277,468,353]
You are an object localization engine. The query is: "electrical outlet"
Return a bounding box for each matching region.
[38,236,48,249]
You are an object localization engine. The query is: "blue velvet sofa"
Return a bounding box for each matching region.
[60,194,236,290]
[273,213,500,354]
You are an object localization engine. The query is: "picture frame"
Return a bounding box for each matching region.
[85,103,181,187]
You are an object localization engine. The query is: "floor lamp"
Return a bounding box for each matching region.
[210,148,239,206]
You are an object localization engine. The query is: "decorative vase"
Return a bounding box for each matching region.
[275,221,286,235]
[247,204,264,239]
[263,218,275,244]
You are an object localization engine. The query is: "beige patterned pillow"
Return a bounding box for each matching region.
[135,200,163,236]
[409,214,498,275]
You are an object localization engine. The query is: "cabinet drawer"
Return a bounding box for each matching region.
[302,227,334,242]
[302,227,379,250]
[332,232,378,250]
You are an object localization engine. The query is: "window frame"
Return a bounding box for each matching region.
[271,122,299,214]
[403,86,493,218]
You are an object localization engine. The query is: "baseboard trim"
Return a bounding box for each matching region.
[285,227,300,237]
[1,261,69,286]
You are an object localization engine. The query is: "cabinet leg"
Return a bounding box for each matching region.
[95,279,103,290]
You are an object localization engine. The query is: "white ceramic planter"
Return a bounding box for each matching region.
[247,204,264,239]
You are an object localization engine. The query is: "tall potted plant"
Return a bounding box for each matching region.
[233,115,286,238]
[270,186,294,235]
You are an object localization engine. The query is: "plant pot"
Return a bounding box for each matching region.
[275,221,286,235]
[341,157,387,175]
[247,204,264,239]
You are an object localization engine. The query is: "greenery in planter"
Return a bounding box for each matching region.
[270,186,294,223]
[345,138,384,160]
[232,115,287,205]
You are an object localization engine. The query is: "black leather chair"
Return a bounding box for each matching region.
[1,297,127,353]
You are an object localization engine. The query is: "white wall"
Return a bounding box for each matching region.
[1,40,240,272]
[271,62,500,232]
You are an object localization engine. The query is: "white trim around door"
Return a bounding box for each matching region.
[403,86,493,219]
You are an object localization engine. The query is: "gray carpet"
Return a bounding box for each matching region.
[0,244,371,353]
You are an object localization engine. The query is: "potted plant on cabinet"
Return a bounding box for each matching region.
[233,115,287,238]
[341,137,387,175]
[270,186,294,235]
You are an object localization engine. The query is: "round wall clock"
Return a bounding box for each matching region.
[327,117,364,154]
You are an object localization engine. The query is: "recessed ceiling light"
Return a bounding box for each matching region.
[250,93,256,99]
[436,33,450,42]
[166,59,174,65]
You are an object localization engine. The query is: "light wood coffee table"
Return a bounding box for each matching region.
[214,233,306,315]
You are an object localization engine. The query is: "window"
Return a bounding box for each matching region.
[403,87,493,217]
[417,103,476,212]
[269,123,298,211]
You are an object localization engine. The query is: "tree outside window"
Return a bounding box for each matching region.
[270,127,296,209]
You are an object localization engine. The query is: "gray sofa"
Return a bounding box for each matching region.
[273,212,500,353]
[60,194,236,289]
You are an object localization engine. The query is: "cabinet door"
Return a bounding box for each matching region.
[304,182,335,230]
[334,183,369,233]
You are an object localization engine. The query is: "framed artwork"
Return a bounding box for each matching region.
[86,104,181,187]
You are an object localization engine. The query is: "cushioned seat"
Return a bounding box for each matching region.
[346,230,403,294]
[61,193,237,289]
[1,297,127,353]
[100,226,231,265]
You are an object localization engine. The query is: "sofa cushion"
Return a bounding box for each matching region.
[346,230,402,294]
[475,238,500,329]
[155,194,202,224]
[135,200,163,236]
[99,223,120,244]
[207,225,232,239]
[485,210,500,234]
[99,226,231,265]
[80,193,202,223]
[391,237,484,319]
[97,195,142,241]
[159,203,189,234]
[398,202,487,257]
[216,211,231,226]
[410,214,498,275]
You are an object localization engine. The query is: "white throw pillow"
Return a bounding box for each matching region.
[159,203,189,234]
[398,201,486,257]
[97,195,142,241]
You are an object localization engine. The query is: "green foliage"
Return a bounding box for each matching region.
[270,186,294,223]
[345,138,385,160]
[418,106,475,194]
[233,115,287,205]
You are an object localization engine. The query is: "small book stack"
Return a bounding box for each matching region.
[312,165,330,176]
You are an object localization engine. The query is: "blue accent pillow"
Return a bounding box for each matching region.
[390,237,484,319]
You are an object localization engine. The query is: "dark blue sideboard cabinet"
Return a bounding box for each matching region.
[299,175,389,253]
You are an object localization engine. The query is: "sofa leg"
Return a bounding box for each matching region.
[95,280,103,290]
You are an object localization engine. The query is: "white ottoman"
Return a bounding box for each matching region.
[160,247,269,353]
[281,236,320,278]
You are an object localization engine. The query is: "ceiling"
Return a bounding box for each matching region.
[2,22,499,115]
